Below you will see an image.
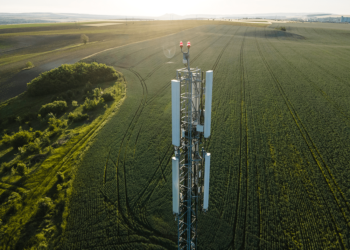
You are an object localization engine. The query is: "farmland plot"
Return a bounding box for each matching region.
[62,22,350,249]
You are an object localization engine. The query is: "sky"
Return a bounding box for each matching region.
[1,0,350,16]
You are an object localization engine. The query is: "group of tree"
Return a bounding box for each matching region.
[27,62,119,96]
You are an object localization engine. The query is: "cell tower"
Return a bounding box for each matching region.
[171,41,213,250]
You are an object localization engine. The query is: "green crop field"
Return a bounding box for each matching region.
[59,22,350,249]
[1,21,350,249]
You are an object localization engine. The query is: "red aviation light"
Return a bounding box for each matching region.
[187,41,191,48]
[180,41,183,48]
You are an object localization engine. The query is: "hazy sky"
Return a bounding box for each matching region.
[2,0,350,16]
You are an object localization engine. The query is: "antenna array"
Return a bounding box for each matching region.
[171,41,213,250]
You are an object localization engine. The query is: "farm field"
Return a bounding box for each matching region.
[0,20,259,102]
[1,20,350,249]
[58,22,350,249]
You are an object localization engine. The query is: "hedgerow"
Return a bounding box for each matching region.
[27,62,119,96]
[0,63,126,249]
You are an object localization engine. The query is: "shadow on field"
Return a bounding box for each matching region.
[0,57,80,102]
[0,35,79,55]
[13,206,48,249]
[13,193,65,249]
[244,29,305,40]
[0,147,16,163]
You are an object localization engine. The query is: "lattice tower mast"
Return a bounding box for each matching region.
[171,41,213,250]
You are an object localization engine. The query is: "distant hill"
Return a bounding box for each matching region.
[0,12,348,24]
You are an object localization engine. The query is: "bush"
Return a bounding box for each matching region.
[26,139,41,154]
[93,88,102,97]
[17,163,28,176]
[39,101,67,116]
[25,61,34,68]
[279,26,286,31]
[2,129,34,148]
[101,92,115,102]
[72,100,78,107]
[48,117,67,131]
[38,197,54,214]
[68,112,89,122]
[41,135,51,146]
[81,34,89,44]
[83,97,103,111]
[34,130,43,138]
[27,62,119,96]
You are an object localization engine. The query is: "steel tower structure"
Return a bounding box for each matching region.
[171,41,213,250]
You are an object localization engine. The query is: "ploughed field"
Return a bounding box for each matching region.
[62,23,350,249]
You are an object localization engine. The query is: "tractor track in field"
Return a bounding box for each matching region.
[260,74,322,249]
[213,28,245,220]
[89,25,243,248]
[266,29,350,167]
[110,26,240,246]
[101,60,179,244]
[263,29,350,217]
[106,66,148,220]
[130,49,163,69]
[132,144,173,207]
[262,29,350,247]
[241,31,249,250]
[268,29,350,119]
[98,68,175,245]
[256,35,348,249]
[228,29,248,250]
[96,60,150,239]
[203,28,241,155]
[141,31,242,220]
[200,27,243,247]
[244,30,260,248]
[102,29,201,232]
[271,29,350,82]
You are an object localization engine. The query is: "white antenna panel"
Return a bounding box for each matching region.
[172,157,180,214]
[192,74,200,123]
[204,71,213,138]
[171,80,180,147]
[203,153,211,211]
